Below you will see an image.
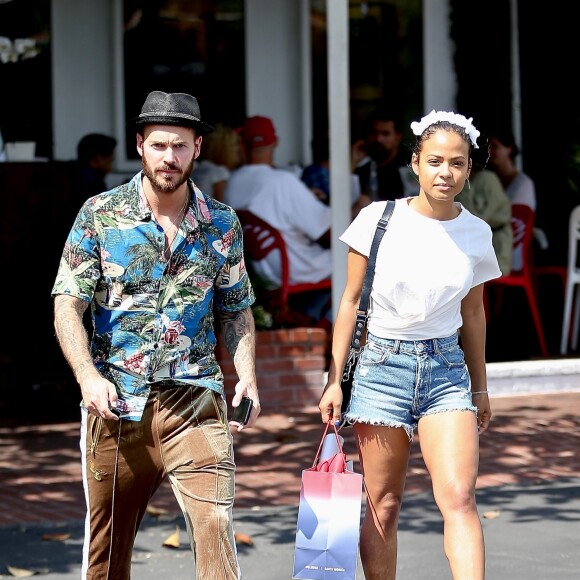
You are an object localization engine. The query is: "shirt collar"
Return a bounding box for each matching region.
[131,171,214,231]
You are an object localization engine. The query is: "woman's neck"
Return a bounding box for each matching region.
[409,195,460,221]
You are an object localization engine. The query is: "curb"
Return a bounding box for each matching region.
[487,357,580,396]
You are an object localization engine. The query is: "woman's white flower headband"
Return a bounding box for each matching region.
[410,110,480,149]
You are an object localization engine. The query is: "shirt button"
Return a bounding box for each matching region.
[153,343,159,349]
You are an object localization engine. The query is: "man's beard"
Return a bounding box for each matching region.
[367,142,392,164]
[142,156,194,193]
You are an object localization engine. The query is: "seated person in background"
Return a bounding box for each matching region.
[223,115,332,324]
[456,141,513,275]
[301,134,332,204]
[487,128,537,210]
[191,122,243,202]
[355,107,412,201]
[301,132,364,209]
[487,128,549,268]
[74,133,117,199]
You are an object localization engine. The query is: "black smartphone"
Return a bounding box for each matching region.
[231,396,253,425]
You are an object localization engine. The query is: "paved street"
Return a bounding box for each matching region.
[1,392,579,578]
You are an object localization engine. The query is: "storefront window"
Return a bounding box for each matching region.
[310,0,422,140]
[0,0,51,158]
[122,0,245,160]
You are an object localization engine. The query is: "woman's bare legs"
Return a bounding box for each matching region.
[418,410,485,579]
[354,423,411,580]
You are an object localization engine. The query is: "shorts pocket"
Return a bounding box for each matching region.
[436,344,466,368]
[360,341,390,365]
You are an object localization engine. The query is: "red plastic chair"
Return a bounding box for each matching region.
[237,210,332,317]
[485,204,549,357]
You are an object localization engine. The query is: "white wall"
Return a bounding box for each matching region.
[51,0,115,161]
[244,0,309,167]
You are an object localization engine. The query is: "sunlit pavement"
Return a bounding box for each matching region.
[1,391,579,578]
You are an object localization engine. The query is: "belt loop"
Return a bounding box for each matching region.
[393,340,400,354]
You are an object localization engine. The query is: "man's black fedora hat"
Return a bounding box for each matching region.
[129,91,214,135]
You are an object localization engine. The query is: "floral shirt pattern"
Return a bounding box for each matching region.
[52,172,254,421]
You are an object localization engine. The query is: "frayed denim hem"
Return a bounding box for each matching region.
[343,414,415,442]
[420,406,478,420]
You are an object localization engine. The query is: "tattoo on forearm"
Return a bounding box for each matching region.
[54,295,95,381]
[220,308,256,380]
[220,308,254,348]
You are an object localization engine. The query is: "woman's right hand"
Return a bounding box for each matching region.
[318,383,343,425]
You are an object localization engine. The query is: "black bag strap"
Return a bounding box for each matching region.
[350,200,395,350]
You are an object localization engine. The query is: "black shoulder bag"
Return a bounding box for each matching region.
[341,200,395,415]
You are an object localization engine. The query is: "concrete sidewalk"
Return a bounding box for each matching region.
[1,389,579,579]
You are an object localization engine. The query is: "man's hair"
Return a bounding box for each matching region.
[364,108,404,135]
[77,133,117,164]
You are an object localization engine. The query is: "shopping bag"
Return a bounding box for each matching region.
[292,422,363,580]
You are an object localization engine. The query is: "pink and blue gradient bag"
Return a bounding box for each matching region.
[292,422,363,580]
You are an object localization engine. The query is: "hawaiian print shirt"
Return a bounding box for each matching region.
[52,172,255,421]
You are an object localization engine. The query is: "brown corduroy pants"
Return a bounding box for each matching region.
[79,385,240,579]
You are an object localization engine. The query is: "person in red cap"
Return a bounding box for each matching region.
[224,115,333,324]
[52,91,259,579]
[238,115,278,149]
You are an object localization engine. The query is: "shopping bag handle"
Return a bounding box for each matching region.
[312,421,346,471]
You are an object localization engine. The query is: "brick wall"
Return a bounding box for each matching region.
[216,327,327,410]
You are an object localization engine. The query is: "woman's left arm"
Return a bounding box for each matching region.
[460,283,492,433]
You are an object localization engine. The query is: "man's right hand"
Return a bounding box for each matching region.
[54,295,119,421]
[80,374,119,421]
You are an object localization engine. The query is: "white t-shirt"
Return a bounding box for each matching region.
[225,164,332,286]
[191,159,230,198]
[223,164,272,210]
[340,199,502,340]
[505,172,536,210]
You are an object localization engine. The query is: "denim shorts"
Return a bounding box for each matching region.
[343,332,477,440]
